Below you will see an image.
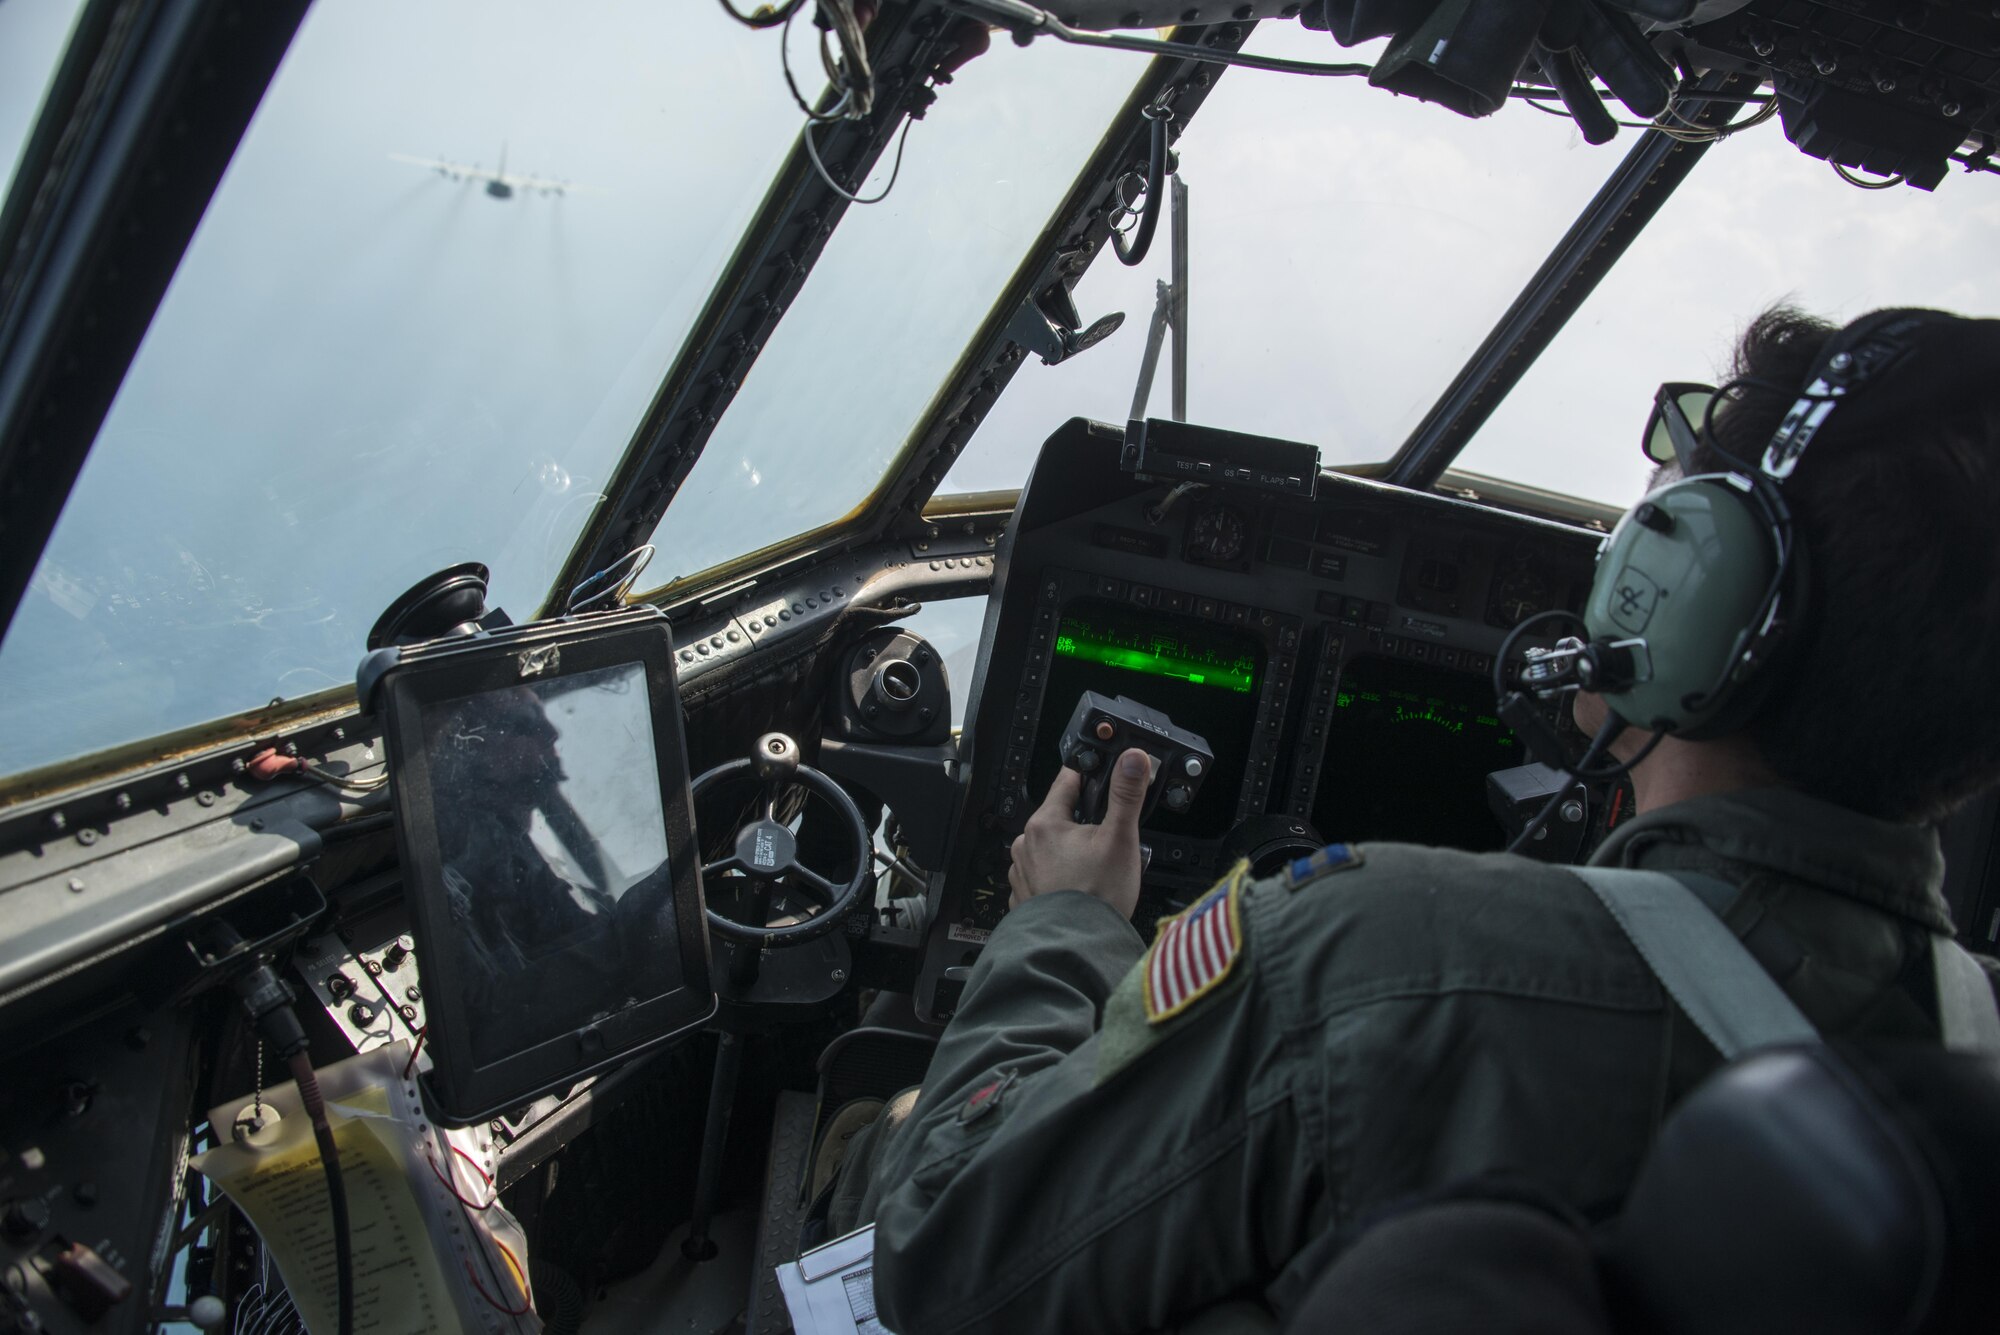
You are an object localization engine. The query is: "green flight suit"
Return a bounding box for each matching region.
[834,788,1998,1334]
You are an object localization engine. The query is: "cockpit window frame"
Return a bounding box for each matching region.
[1380,71,1762,492]
[550,21,1256,614]
[610,25,1256,609]
[0,0,311,648]
[608,41,1744,609]
[0,9,1657,801]
[0,0,315,805]
[542,4,966,614]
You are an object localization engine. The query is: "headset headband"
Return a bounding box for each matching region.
[1762,308,2000,480]
[1761,310,1928,479]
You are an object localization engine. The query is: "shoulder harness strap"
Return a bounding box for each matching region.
[1932,938,2000,1054]
[1568,866,1817,1061]
[1573,868,2000,1058]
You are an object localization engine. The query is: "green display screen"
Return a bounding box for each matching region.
[1053,613,1257,694]
[1034,600,1264,838]
[1314,657,1519,850]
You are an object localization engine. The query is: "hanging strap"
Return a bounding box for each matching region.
[1932,938,2000,1054]
[1568,867,1817,1061]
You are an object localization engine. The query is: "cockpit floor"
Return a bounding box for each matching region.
[586,1208,757,1335]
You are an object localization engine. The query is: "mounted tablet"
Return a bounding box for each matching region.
[363,603,713,1124]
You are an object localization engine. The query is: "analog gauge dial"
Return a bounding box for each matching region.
[1488,556,1555,627]
[1186,504,1249,565]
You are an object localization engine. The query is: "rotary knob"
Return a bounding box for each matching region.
[2,1195,50,1242]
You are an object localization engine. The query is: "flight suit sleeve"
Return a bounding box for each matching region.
[920,889,1146,1100]
[867,877,1317,1335]
[837,889,1144,1237]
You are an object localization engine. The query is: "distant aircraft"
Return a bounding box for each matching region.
[389,146,571,200]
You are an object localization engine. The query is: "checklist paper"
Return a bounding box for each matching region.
[776,1225,893,1335]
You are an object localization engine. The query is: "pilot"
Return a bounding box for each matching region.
[822,306,2000,1334]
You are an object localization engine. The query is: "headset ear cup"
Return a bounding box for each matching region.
[1584,478,1784,736]
[1675,507,1807,741]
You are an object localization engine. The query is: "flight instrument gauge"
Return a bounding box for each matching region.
[1185,503,1250,567]
[1487,555,1555,628]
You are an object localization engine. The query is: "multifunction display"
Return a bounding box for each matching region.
[1031,600,1264,838]
[1312,656,1522,850]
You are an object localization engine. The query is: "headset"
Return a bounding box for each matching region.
[1493,307,2000,850]
[1578,308,2000,738]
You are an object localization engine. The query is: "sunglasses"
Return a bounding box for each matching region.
[1642,382,1718,466]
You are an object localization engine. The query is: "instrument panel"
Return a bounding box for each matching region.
[917,421,1602,1021]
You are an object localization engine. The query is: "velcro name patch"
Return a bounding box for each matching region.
[1143,865,1245,1024]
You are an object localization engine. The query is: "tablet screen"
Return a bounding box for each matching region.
[423,662,682,1066]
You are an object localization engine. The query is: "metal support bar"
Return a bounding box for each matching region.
[683,1031,747,1262]
[728,886,775,993]
[1128,173,1191,424]
[1385,72,1757,492]
[1170,173,1189,422]
[1129,279,1173,422]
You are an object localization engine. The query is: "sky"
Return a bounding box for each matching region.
[0,2,1995,779]
[0,0,82,200]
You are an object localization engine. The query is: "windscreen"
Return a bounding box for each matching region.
[1312,656,1519,850]
[1029,600,1263,838]
[0,1,808,781]
[422,662,678,1067]
[939,24,1998,512]
[1453,125,2000,506]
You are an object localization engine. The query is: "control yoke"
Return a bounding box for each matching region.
[693,733,871,947]
[1057,692,1214,825]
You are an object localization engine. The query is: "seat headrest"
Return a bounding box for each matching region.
[1605,1043,2000,1335]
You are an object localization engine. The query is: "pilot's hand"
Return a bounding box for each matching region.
[1008,749,1152,920]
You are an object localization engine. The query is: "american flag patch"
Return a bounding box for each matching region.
[1143,867,1246,1024]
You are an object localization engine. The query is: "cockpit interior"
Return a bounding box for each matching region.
[1,1,1997,1331]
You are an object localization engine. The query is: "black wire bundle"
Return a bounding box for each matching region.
[1113,108,1171,266]
[288,1052,355,1335]
[218,930,356,1335]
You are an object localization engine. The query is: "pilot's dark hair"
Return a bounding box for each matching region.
[1683,306,2000,824]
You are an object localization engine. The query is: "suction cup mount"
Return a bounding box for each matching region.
[366,562,495,650]
[357,563,517,713]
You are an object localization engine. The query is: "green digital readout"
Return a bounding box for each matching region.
[1314,656,1524,851]
[1053,614,1257,694]
[1036,600,1264,839]
[1335,687,1512,741]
